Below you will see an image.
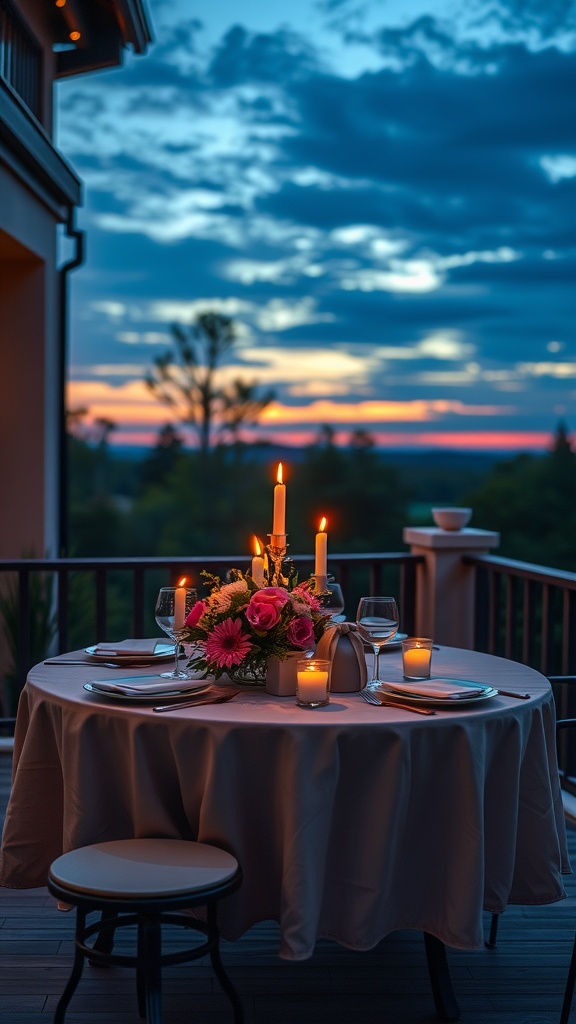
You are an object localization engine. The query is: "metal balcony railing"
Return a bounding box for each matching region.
[0,552,421,716]
[0,0,42,121]
[2,548,576,727]
[468,554,576,676]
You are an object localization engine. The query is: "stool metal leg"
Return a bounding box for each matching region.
[54,907,87,1024]
[207,903,244,1024]
[136,918,147,1019]
[561,934,576,1024]
[141,915,163,1024]
[90,909,119,964]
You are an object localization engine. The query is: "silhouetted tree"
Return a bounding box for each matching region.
[145,312,274,456]
[140,423,186,488]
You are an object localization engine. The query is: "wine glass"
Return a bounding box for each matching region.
[320,581,345,621]
[355,596,400,690]
[154,586,197,679]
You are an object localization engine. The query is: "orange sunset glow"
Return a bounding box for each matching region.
[67,380,556,454]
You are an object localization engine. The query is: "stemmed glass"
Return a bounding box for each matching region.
[154,586,197,680]
[355,596,400,690]
[320,581,345,621]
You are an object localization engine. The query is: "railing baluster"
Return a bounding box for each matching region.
[521,578,529,665]
[133,568,145,637]
[95,568,107,641]
[487,570,499,655]
[541,584,551,674]
[504,574,514,661]
[17,569,30,691]
[369,562,382,595]
[57,567,69,653]
[562,589,571,675]
[401,560,417,636]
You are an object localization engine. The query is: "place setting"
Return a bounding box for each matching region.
[353,607,501,711]
[80,582,241,706]
[84,639,176,663]
[44,638,178,668]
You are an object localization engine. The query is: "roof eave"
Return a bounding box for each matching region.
[114,0,153,54]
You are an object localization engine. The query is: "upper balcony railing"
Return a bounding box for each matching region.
[0,0,42,121]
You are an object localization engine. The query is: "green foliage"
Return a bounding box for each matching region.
[64,413,576,642]
[463,422,576,570]
[290,431,409,553]
[0,568,57,714]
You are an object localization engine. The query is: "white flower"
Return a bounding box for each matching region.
[209,578,249,614]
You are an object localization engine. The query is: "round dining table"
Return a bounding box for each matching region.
[0,643,570,1010]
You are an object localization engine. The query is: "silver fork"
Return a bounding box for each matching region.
[359,688,436,716]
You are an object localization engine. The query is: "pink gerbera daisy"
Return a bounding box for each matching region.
[204,617,253,669]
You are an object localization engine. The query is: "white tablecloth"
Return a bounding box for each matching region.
[0,646,569,960]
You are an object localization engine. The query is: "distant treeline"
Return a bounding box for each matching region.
[67,422,576,574]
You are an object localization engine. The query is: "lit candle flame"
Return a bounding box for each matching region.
[253,536,262,557]
[318,517,327,532]
[276,462,283,485]
[177,576,187,587]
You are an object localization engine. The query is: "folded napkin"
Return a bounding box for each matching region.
[383,677,489,700]
[153,685,240,709]
[88,676,209,696]
[93,638,168,657]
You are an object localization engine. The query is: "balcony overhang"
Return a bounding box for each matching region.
[0,79,81,219]
[52,0,153,79]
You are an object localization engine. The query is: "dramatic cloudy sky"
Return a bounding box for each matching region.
[57,0,576,451]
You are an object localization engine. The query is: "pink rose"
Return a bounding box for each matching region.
[246,587,290,631]
[286,615,315,649]
[185,600,206,628]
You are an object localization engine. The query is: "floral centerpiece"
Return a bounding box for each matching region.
[182,570,326,681]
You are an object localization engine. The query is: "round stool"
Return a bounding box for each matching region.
[47,838,243,1024]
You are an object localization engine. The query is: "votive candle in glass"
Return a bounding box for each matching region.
[401,637,433,681]
[296,658,330,708]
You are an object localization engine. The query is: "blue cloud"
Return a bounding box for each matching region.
[58,5,576,445]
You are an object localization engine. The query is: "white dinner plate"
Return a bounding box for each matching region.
[378,679,498,707]
[84,643,176,662]
[83,679,210,702]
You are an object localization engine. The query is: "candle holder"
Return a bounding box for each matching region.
[266,535,289,586]
[311,574,331,597]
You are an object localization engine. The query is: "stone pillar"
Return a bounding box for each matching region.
[402,526,500,649]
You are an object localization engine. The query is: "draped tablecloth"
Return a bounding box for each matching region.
[0,646,569,960]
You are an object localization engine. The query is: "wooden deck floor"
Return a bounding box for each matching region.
[1,750,575,1024]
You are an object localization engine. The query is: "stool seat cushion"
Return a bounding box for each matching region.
[49,839,239,899]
